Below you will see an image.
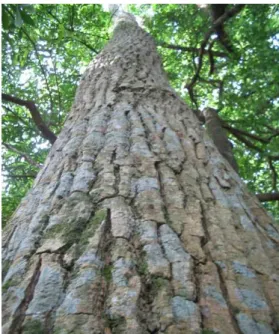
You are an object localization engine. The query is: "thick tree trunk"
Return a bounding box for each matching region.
[2,12,279,334]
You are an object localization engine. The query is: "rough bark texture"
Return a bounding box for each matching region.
[2,13,279,334]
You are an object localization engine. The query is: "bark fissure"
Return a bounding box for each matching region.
[8,256,42,334]
[215,263,243,334]
[154,161,172,226]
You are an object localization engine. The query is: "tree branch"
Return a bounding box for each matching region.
[226,126,263,152]
[46,9,99,53]
[3,105,32,129]
[21,28,55,114]
[222,123,270,144]
[2,93,57,144]
[208,40,215,75]
[185,5,245,92]
[256,192,279,202]
[72,37,98,53]
[2,142,42,169]
[3,174,36,179]
[158,42,228,58]
[268,157,278,191]
[5,6,55,115]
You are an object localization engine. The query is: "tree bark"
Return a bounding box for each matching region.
[2,12,279,334]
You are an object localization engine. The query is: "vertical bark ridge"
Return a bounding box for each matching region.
[3,12,279,334]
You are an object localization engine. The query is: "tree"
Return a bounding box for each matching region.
[2,6,279,334]
[2,4,279,226]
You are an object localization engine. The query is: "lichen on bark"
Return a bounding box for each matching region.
[2,9,279,334]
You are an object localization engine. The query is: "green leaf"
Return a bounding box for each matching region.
[2,8,10,30]
[12,53,18,66]
[20,10,35,26]
[14,6,24,28]
[58,23,65,41]
[20,50,29,67]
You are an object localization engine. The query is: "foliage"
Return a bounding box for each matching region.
[2,4,279,225]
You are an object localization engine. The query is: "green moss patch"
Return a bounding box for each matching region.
[22,319,45,334]
[2,278,19,293]
[103,264,113,282]
[201,330,217,334]
[44,209,108,252]
[137,259,148,276]
[104,315,126,333]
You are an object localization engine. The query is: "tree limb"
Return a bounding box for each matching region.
[3,174,36,179]
[256,192,279,202]
[2,142,42,169]
[158,42,228,58]
[185,5,245,92]
[2,93,57,144]
[226,126,263,152]
[268,157,278,191]
[208,40,215,75]
[222,123,270,144]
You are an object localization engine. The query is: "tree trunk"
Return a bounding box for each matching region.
[2,12,279,334]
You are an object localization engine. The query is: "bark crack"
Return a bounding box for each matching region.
[8,256,42,334]
[154,161,171,226]
[214,263,243,334]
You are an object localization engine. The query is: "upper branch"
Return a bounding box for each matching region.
[185,5,245,91]
[158,42,228,58]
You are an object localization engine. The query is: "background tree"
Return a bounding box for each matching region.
[2,5,279,334]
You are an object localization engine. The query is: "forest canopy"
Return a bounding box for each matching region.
[2,4,279,225]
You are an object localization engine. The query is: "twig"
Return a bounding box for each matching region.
[5,7,55,114]
[21,28,55,114]
[2,142,42,168]
[51,50,63,120]
[47,9,99,53]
